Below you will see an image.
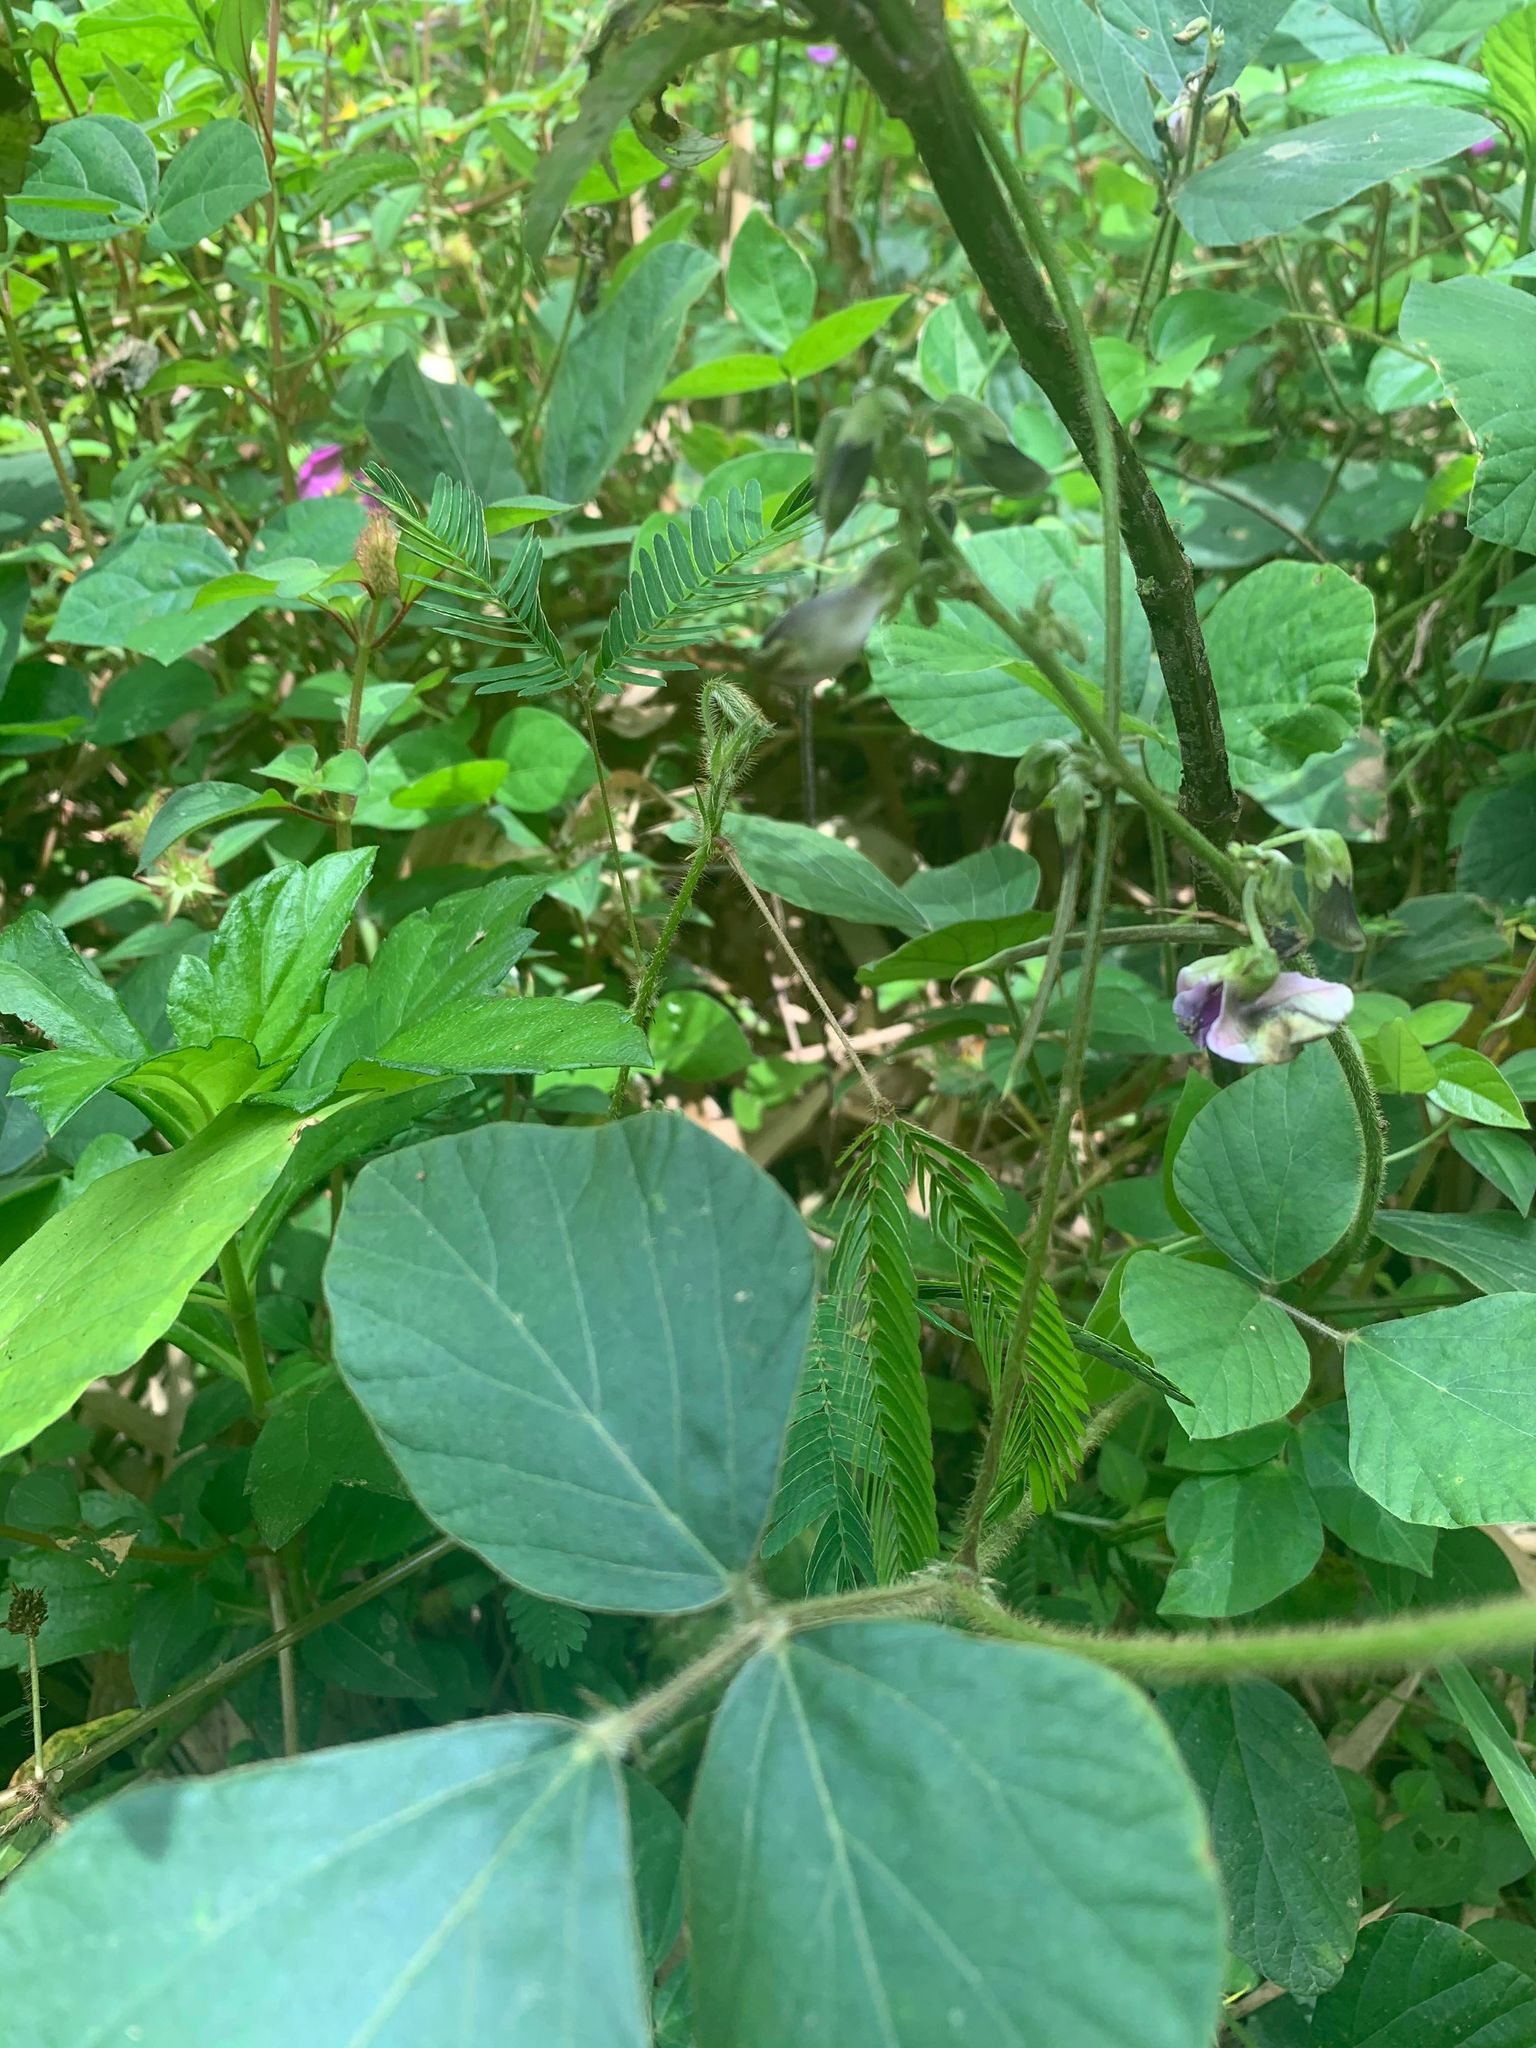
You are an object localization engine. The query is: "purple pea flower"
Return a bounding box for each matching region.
[1174,950,1353,1065]
[804,140,834,168]
[1466,135,1499,158]
[807,43,839,63]
[296,443,347,498]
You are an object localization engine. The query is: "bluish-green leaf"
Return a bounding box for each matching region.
[145,118,269,252]
[326,1114,814,1613]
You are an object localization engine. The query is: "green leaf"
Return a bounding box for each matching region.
[1120,1254,1310,1437]
[686,1622,1225,2048]
[92,659,216,744]
[761,1298,877,1589]
[0,1550,140,1672]
[1458,778,1536,906]
[1199,562,1371,789]
[144,118,268,251]
[10,1049,137,1133]
[541,241,718,507]
[726,209,815,355]
[1174,108,1494,245]
[660,353,786,401]
[1160,1680,1360,1995]
[1370,1208,1536,1294]
[724,811,925,933]
[1346,1295,1536,1525]
[326,1114,814,1613]
[1008,0,1164,161]
[1440,1661,1536,1864]
[1296,1403,1438,1573]
[7,113,157,242]
[0,1718,650,2045]
[1161,1462,1323,1617]
[1171,1043,1365,1283]
[872,525,1146,757]
[594,478,811,693]
[899,845,1040,926]
[649,991,751,1083]
[1483,3,1536,143]
[522,9,771,260]
[1368,1014,1437,1094]
[374,995,649,1077]
[1428,1043,1530,1128]
[363,354,524,505]
[1288,54,1491,117]
[116,1038,265,1138]
[389,759,509,812]
[138,780,285,869]
[860,912,1053,988]
[914,295,994,402]
[0,1106,298,1458]
[49,524,238,654]
[167,851,374,1065]
[0,909,147,1057]
[491,705,595,812]
[1451,1127,1536,1216]
[360,467,566,696]
[1399,277,1536,555]
[826,1122,939,1571]
[1162,1069,1217,1234]
[247,1375,404,1549]
[780,295,907,379]
[502,1587,591,1669]
[1310,1915,1536,2046]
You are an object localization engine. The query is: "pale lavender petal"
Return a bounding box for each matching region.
[807,44,838,63]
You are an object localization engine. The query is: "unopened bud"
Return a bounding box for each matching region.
[5,1586,47,1638]
[355,513,399,597]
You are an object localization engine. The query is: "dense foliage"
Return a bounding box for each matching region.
[3,0,1536,2038]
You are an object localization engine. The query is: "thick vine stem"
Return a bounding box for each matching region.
[807,0,1240,847]
[1314,1019,1387,1294]
[947,1584,1536,1682]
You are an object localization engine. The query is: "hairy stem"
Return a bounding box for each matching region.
[609,825,718,1115]
[810,0,1238,844]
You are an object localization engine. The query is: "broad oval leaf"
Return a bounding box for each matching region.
[0,1716,650,2046]
[1160,1679,1361,1996]
[780,295,907,379]
[1400,276,1536,555]
[724,810,925,932]
[1161,1462,1323,1617]
[326,1114,814,1613]
[1346,1294,1536,1526]
[145,117,269,252]
[726,209,815,354]
[686,1620,1225,2048]
[1175,108,1494,245]
[0,1105,299,1459]
[1172,1043,1365,1283]
[1310,1913,1536,2046]
[8,112,158,242]
[1120,1254,1310,1437]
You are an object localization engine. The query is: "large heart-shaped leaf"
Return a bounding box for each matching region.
[1401,276,1536,555]
[686,1621,1225,2048]
[326,1114,814,1613]
[1171,1043,1365,1283]
[0,1717,650,2046]
[7,112,157,242]
[145,118,269,252]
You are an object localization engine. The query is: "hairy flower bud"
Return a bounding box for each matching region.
[355,512,399,597]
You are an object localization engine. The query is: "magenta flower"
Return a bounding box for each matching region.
[807,44,838,63]
[804,141,834,168]
[1466,135,1498,158]
[296,444,347,498]
[1174,951,1353,1065]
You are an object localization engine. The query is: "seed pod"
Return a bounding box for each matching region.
[814,401,878,537]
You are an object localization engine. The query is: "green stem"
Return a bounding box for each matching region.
[53,1538,455,1798]
[993,834,1083,1108]
[1519,141,1536,261]
[764,33,784,217]
[581,686,642,970]
[26,1633,43,1783]
[335,594,382,857]
[609,825,718,1115]
[925,515,1244,901]
[1312,1021,1385,1295]
[218,1241,273,1416]
[959,803,1116,1567]
[948,1584,1536,1682]
[1,295,89,538]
